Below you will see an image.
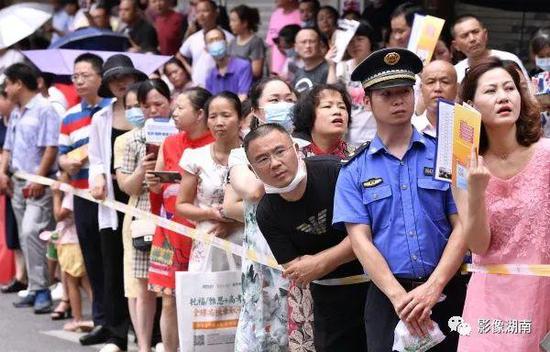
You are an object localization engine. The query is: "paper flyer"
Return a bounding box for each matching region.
[407,14,445,65]
[435,100,481,189]
[332,19,360,63]
[144,117,178,145]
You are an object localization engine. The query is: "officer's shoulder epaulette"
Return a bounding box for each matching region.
[341,140,371,166]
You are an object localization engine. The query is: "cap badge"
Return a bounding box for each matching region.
[384,52,400,65]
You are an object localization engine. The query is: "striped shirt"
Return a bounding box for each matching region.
[59,98,112,189]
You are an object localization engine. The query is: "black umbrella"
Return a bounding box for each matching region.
[48,27,130,52]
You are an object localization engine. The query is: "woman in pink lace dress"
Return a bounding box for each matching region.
[456,57,550,351]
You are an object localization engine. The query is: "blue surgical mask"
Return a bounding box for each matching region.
[207,40,227,59]
[263,102,295,132]
[284,48,297,58]
[125,107,145,127]
[536,56,550,72]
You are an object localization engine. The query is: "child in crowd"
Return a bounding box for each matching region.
[41,172,93,332]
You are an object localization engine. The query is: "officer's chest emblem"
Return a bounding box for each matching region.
[363,178,383,188]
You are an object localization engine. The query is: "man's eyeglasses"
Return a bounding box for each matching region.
[71,73,96,82]
[251,145,294,168]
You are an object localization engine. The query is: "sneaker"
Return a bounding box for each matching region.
[1,279,27,294]
[13,292,36,308]
[33,289,53,314]
[17,289,29,298]
[154,342,165,352]
[99,343,123,352]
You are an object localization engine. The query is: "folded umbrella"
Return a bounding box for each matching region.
[22,48,172,76]
[49,27,130,52]
[0,2,53,49]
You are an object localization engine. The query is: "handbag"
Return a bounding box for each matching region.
[130,219,156,251]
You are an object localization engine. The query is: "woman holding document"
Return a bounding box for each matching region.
[456,57,550,351]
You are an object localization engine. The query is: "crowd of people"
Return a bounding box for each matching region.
[0,0,549,352]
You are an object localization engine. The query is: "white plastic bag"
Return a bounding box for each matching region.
[176,251,242,352]
[392,319,446,352]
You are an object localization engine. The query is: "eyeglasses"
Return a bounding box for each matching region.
[71,73,96,82]
[251,145,294,168]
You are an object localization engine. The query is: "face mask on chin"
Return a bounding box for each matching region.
[262,157,307,194]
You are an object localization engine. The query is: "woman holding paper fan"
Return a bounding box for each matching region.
[456,57,550,352]
[326,21,377,147]
[176,92,244,273]
[145,87,214,352]
[117,79,172,352]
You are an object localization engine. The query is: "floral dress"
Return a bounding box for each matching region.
[229,148,290,351]
[179,144,243,272]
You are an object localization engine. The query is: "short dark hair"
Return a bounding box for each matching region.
[300,0,320,13]
[296,26,322,42]
[531,27,550,56]
[459,56,541,154]
[293,84,352,138]
[243,123,291,156]
[123,82,142,107]
[4,63,39,91]
[275,24,302,46]
[74,53,104,74]
[317,5,338,23]
[230,5,260,32]
[204,91,243,120]
[354,20,376,44]
[121,0,140,11]
[451,14,484,38]
[390,2,425,27]
[197,0,217,11]
[137,78,171,104]
[204,27,226,40]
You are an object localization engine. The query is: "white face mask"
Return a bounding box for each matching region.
[263,158,307,194]
[536,56,550,72]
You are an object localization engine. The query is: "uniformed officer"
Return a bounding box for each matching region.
[332,48,468,351]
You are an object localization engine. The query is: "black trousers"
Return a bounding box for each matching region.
[100,210,130,349]
[364,275,467,352]
[310,281,369,352]
[100,181,130,349]
[73,197,105,326]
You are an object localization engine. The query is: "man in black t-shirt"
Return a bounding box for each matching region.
[244,123,368,352]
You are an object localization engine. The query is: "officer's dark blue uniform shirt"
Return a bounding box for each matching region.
[332,128,457,279]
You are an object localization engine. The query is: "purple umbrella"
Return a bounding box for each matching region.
[22,49,172,76]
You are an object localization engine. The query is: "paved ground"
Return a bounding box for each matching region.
[0,289,139,352]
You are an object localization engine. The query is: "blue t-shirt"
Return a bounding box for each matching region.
[205,56,253,96]
[332,128,457,279]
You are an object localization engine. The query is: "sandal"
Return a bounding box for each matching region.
[63,320,94,332]
[51,299,72,320]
